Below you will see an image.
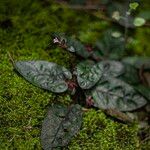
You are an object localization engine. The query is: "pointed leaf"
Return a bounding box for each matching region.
[41,104,82,150]
[90,78,147,111]
[134,85,150,102]
[119,63,140,84]
[15,61,72,93]
[53,33,91,58]
[76,60,100,89]
[76,60,124,89]
[96,60,125,83]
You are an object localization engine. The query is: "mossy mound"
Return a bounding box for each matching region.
[0,0,145,149]
[68,109,139,150]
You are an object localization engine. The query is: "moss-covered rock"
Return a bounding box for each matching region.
[0,0,145,149]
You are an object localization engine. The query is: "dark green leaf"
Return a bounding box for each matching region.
[95,30,125,59]
[90,78,147,111]
[76,60,124,89]
[96,61,125,83]
[75,60,100,89]
[53,33,91,58]
[134,85,150,102]
[41,104,82,150]
[15,61,72,93]
[122,57,150,70]
[119,63,140,85]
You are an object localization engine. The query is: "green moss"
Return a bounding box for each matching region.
[130,27,150,56]
[68,109,139,150]
[78,21,109,44]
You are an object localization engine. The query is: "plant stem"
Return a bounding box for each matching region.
[124,13,129,47]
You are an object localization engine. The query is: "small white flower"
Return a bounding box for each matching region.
[53,37,60,44]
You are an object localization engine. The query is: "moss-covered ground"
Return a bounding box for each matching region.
[0,0,149,149]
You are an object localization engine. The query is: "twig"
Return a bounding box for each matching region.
[104,108,132,123]
[82,108,89,112]
[141,136,150,144]
[66,5,105,11]
[7,51,15,65]
[124,13,129,46]
[55,0,106,11]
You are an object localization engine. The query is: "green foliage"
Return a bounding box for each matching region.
[13,33,148,148]
[0,0,149,149]
[133,17,146,27]
[95,30,125,59]
[90,78,147,111]
[53,33,91,58]
[129,2,139,10]
[131,27,150,56]
[134,85,150,102]
[119,63,140,85]
[76,60,100,89]
[78,21,110,44]
[0,0,110,149]
[15,61,72,93]
[67,109,140,150]
[76,60,124,89]
[41,104,82,150]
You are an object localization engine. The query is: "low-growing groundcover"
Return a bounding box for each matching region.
[0,0,150,149]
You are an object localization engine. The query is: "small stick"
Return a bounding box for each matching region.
[7,51,15,65]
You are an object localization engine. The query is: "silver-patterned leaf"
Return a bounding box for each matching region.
[41,104,82,150]
[119,63,140,84]
[15,61,72,93]
[76,60,100,89]
[96,60,125,83]
[76,60,124,89]
[90,78,147,111]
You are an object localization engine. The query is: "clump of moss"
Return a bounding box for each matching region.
[132,27,150,56]
[68,109,140,150]
[78,21,109,44]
